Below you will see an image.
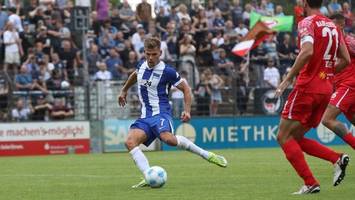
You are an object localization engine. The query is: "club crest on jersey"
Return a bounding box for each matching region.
[152,73,160,79]
[319,71,326,79]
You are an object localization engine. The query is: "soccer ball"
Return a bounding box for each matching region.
[144,166,167,188]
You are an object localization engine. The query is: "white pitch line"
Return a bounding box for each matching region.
[0,174,132,178]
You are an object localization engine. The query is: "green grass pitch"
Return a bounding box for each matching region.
[0,146,354,200]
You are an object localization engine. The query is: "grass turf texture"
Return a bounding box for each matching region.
[0,146,354,200]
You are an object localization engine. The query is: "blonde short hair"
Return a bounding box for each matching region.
[144,37,161,49]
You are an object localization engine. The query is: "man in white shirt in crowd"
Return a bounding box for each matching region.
[263,58,280,89]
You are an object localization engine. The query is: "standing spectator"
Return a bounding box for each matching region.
[0,3,8,33]
[171,71,188,118]
[177,4,191,23]
[197,32,213,67]
[87,44,101,77]
[231,0,243,26]
[154,0,170,16]
[156,6,170,34]
[194,72,211,116]
[96,0,109,22]
[192,8,208,47]
[21,21,36,57]
[206,68,224,116]
[216,49,233,85]
[215,0,230,20]
[0,75,8,121]
[166,22,178,61]
[110,8,123,30]
[342,2,353,32]
[136,0,152,30]
[51,52,67,81]
[179,34,197,86]
[131,24,146,57]
[212,9,225,32]
[328,0,342,15]
[11,98,32,121]
[277,33,296,75]
[56,39,80,84]
[94,62,112,81]
[275,5,285,16]
[294,0,304,25]
[7,7,23,33]
[251,43,268,87]
[119,0,135,25]
[122,51,138,78]
[263,58,280,89]
[243,3,253,25]
[105,48,123,80]
[211,30,224,47]
[3,21,22,75]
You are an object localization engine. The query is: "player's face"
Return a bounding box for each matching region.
[144,47,161,67]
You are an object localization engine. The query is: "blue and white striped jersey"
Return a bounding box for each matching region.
[136,60,182,118]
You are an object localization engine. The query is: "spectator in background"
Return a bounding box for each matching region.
[21,21,36,57]
[171,71,188,118]
[131,24,146,57]
[211,30,224,47]
[166,22,178,61]
[122,51,138,78]
[51,52,67,81]
[197,32,213,67]
[56,39,80,84]
[275,5,285,16]
[293,0,304,25]
[213,9,225,32]
[7,7,23,33]
[177,4,191,23]
[179,34,197,86]
[96,0,109,22]
[192,8,208,47]
[328,0,342,16]
[15,64,47,93]
[105,48,123,80]
[215,0,230,20]
[49,97,73,120]
[156,6,170,34]
[3,21,22,75]
[251,43,267,87]
[206,68,224,116]
[46,68,65,91]
[234,21,248,37]
[231,0,243,26]
[216,48,233,79]
[0,3,9,33]
[263,35,279,64]
[31,94,51,121]
[154,0,170,16]
[12,98,32,121]
[320,3,330,16]
[342,2,353,32]
[136,0,152,30]
[110,8,123,30]
[277,33,296,75]
[194,71,211,116]
[0,75,8,121]
[263,58,280,89]
[87,44,101,77]
[119,0,135,26]
[94,62,112,81]
[243,3,253,25]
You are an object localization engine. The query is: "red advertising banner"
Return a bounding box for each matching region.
[0,122,90,156]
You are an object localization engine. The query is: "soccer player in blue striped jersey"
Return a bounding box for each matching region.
[118,37,228,188]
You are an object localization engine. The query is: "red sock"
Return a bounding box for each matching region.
[281,139,318,186]
[343,133,355,149]
[298,137,341,164]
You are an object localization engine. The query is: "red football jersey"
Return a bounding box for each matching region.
[295,14,343,94]
[334,34,355,89]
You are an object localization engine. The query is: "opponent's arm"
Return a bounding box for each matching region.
[118,71,137,107]
[275,42,313,97]
[335,40,351,73]
[176,80,192,122]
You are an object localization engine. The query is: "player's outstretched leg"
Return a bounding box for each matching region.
[322,105,355,149]
[125,129,150,188]
[160,133,227,167]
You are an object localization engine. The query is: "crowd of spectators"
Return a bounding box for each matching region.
[0,0,353,121]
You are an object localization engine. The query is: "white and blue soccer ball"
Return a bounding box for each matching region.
[144,166,167,188]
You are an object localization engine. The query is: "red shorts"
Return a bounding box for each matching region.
[281,89,331,128]
[329,86,355,121]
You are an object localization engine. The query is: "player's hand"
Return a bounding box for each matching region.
[180,111,191,122]
[118,90,127,107]
[275,79,292,98]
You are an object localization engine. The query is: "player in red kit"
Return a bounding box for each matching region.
[275,0,351,195]
[322,14,355,150]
